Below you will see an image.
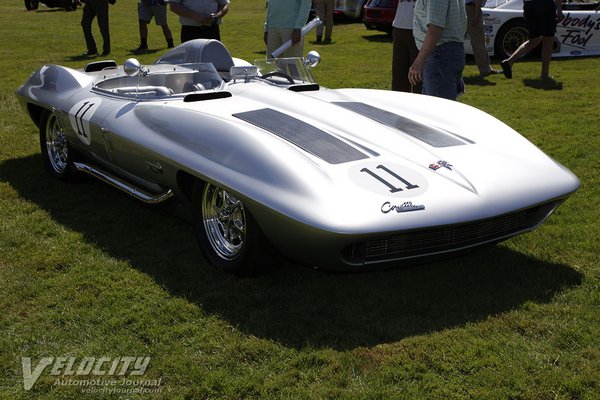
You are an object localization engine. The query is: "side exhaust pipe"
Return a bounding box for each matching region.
[73,162,174,204]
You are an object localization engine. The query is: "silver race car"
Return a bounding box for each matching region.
[16,40,580,274]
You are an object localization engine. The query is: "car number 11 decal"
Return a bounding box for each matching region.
[350,162,428,197]
[68,98,102,145]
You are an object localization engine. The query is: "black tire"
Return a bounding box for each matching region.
[494,19,529,60]
[24,0,38,10]
[191,180,276,276]
[65,0,76,11]
[39,109,76,181]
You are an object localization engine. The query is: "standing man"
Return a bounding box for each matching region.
[391,0,421,93]
[499,0,564,79]
[315,0,334,43]
[465,0,500,77]
[169,0,229,43]
[81,0,116,57]
[408,0,467,100]
[137,0,174,50]
[264,0,311,58]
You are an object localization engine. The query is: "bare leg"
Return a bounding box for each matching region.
[540,36,554,78]
[506,36,542,66]
[500,36,542,79]
[161,24,172,41]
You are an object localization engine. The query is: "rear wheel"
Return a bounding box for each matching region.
[191,180,277,275]
[39,109,76,181]
[494,19,529,60]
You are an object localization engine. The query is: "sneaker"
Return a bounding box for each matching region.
[500,60,512,79]
[83,50,98,56]
[480,69,501,78]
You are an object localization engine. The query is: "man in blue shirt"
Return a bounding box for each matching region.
[264,0,311,58]
[408,0,467,100]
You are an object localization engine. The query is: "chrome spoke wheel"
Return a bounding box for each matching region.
[201,184,246,261]
[44,113,69,175]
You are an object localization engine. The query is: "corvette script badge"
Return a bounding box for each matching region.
[381,201,426,214]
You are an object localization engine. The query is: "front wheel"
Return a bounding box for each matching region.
[24,0,39,10]
[191,181,277,275]
[39,109,76,181]
[64,0,76,11]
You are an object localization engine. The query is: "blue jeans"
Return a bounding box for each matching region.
[423,41,465,100]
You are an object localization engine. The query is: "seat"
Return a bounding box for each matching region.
[113,85,173,97]
[84,60,118,72]
[182,82,206,93]
[155,39,235,79]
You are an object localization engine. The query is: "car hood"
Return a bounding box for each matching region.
[132,82,578,234]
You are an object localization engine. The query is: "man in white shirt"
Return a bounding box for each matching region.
[170,0,229,42]
[391,0,421,92]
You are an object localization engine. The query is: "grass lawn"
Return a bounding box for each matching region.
[1,0,599,398]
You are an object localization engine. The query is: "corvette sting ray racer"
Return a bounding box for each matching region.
[16,39,579,274]
[469,0,600,59]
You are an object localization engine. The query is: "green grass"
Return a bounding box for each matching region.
[1,0,599,398]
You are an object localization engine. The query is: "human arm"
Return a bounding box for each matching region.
[554,0,564,22]
[408,24,443,85]
[291,0,311,44]
[212,2,228,19]
[169,1,213,25]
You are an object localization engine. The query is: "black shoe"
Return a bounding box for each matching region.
[166,39,174,48]
[101,50,110,56]
[136,44,148,51]
[83,50,98,57]
[315,35,322,43]
[500,60,512,79]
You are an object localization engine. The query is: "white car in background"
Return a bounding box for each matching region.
[466,0,600,59]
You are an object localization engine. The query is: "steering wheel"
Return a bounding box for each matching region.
[260,71,295,84]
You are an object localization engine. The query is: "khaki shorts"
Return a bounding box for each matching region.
[138,3,168,25]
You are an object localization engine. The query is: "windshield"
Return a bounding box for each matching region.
[253,57,316,84]
[483,0,511,8]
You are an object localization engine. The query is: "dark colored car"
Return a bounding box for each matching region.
[25,0,78,11]
[363,0,398,34]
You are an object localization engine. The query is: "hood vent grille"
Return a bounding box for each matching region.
[233,108,368,164]
[333,101,473,148]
